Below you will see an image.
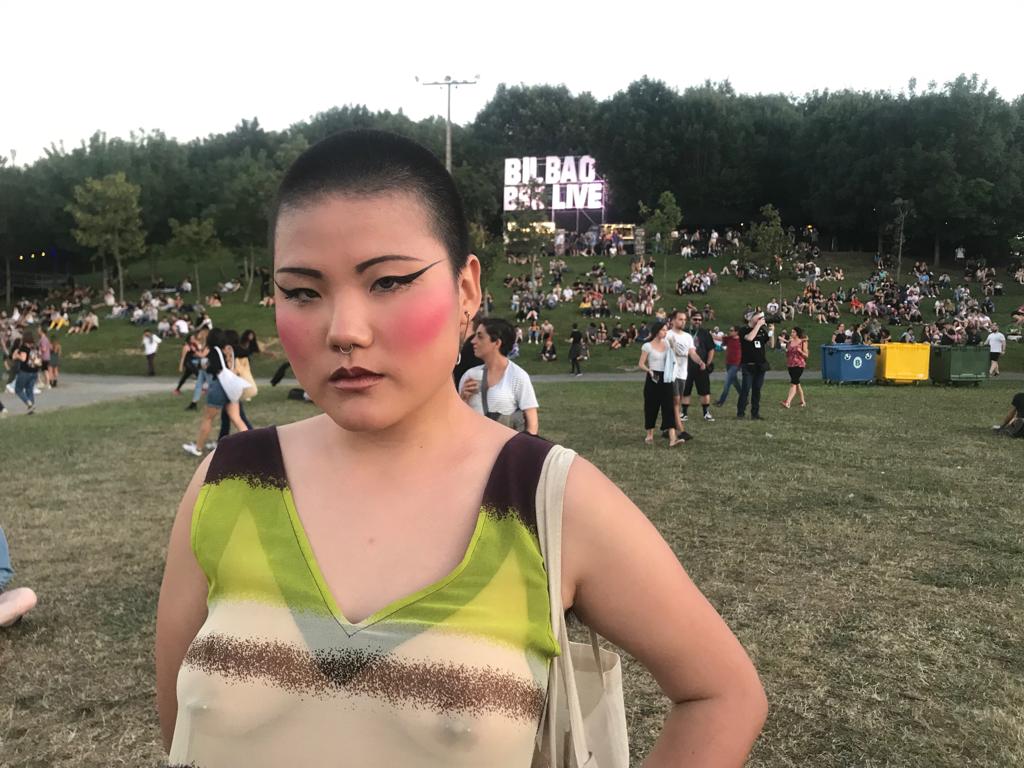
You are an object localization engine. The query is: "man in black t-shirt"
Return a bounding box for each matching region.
[738,312,769,420]
[682,314,716,422]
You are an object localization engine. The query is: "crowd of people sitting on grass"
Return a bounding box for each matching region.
[0,270,270,414]
[506,254,677,322]
[0,269,274,350]
[498,241,1023,369]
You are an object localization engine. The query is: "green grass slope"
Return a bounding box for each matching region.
[33,250,1024,377]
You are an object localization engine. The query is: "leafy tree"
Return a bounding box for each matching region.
[747,203,793,270]
[67,172,146,300]
[166,217,222,302]
[639,191,682,255]
[891,198,914,282]
[0,165,25,308]
[501,178,551,304]
[4,74,1024,284]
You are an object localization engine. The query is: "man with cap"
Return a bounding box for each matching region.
[738,312,770,420]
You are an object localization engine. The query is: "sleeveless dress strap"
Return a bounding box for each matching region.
[203,426,287,489]
[480,432,554,534]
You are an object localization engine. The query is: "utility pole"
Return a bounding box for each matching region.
[416,74,478,172]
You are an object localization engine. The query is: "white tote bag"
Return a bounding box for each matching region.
[533,445,630,768]
[213,347,247,404]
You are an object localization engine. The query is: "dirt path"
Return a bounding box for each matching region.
[2,371,1020,418]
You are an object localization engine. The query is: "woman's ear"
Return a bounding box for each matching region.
[459,255,482,319]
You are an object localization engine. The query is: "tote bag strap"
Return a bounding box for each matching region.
[480,367,491,414]
[536,444,592,768]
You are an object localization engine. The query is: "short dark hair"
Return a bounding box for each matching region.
[270,129,470,276]
[479,318,516,357]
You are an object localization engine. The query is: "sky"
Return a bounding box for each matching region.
[4,0,1023,165]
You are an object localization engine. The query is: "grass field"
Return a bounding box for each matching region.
[1,380,1022,766]
[41,249,1024,378]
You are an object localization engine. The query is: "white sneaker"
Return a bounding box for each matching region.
[704,412,715,422]
[182,442,203,457]
[5,384,14,394]
[681,413,688,421]
[204,441,217,450]
[33,387,43,394]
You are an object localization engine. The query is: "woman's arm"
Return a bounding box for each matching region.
[562,458,767,767]
[155,455,214,751]
[638,348,650,374]
[523,407,539,435]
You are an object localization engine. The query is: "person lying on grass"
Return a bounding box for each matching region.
[0,526,37,628]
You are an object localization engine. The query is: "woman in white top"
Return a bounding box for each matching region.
[459,317,539,434]
[638,321,682,446]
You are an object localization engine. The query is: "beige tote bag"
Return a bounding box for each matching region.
[533,445,630,768]
[234,355,258,401]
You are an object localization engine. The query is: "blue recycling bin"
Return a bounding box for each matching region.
[820,344,878,383]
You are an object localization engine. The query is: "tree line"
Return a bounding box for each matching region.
[1,73,1023,289]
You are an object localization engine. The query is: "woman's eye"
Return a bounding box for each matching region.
[373,276,400,292]
[278,287,319,303]
[371,274,418,293]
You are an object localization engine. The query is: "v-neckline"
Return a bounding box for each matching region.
[272,427,523,637]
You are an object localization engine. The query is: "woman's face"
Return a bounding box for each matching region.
[273,192,480,432]
[471,327,500,359]
[656,326,667,340]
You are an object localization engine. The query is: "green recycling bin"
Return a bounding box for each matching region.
[929,345,989,385]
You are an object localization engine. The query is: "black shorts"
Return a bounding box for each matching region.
[683,369,711,397]
[990,352,1001,362]
[788,366,804,385]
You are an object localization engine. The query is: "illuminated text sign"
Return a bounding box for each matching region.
[503,155,604,212]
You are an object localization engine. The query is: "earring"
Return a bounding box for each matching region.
[456,310,471,366]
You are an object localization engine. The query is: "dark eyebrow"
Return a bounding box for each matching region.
[354,255,421,274]
[275,267,324,279]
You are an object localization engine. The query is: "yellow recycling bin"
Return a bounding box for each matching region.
[875,343,931,384]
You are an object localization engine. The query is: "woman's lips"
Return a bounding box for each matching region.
[328,365,384,392]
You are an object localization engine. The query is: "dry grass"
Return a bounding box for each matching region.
[1,380,1022,766]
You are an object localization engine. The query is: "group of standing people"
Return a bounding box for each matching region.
[638,311,809,443]
[178,328,260,456]
[2,328,60,416]
[637,310,711,446]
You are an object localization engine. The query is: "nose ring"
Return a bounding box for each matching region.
[338,345,354,355]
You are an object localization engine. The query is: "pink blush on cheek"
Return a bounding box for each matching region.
[386,289,455,351]
[275,312,316,365]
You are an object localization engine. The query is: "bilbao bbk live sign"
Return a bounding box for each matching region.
[503,155,604,212]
